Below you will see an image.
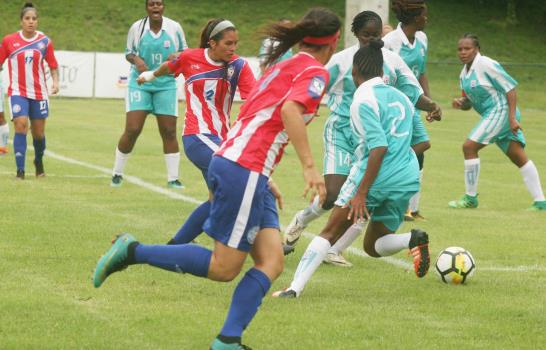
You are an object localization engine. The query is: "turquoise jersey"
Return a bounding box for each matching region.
[126,16,187,91]
[325,45,423,118]
[348,77,419,192]
[383,23,428,79]
[460,53,519,118]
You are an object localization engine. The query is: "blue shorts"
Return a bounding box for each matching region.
[182,133,222,185]
[203,156,280,252]
[10,96,49,120]
[126,86,178,117]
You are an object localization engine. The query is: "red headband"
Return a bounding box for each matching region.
[302,30,340,46]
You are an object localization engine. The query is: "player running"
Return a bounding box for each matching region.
[449,33,546,211]
[93,8,341,349]
[283,11,440,267]
[383,0,431,221]
[0,2,59,179]
[274,40,430,298]
[111,0,187,188]
[138,18,256,246]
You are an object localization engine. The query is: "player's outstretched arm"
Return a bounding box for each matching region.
[281,101,326,204]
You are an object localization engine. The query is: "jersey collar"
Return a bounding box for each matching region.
[396,23,416,48]
[144,16,166,39]
[464,52,482,76]
[18,30,40,42]
[204,48,224,66]
[360,76,384,89]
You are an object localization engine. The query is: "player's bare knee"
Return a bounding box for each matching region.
[363,240,381,258]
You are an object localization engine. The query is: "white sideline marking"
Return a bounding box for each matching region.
[44,150,544,273]
[0,171,109,178]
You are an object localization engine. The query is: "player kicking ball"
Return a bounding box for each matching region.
[274,39,430,298]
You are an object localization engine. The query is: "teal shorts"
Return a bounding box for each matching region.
[336,187,416,233]
[411,109,429,146]
[323,113,354,175]
[126,86,178,117]
[468,112,526,153]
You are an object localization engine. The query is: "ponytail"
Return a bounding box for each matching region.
[353,38,384,79]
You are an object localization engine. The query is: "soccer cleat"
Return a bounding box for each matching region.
[111,174,123,187]
[409,229,430,278]
[282,244,295,256]
[271,288,297,298]
[527,200,546,211]
[167,179,185,189]
[283,211,307,246]
[0,146,8,155]
[93,233,136,288]
[34,160,45,177]
[210,338,252,350]
[323,252,353,267]
[16,169,25,180]
[448,194,478,209]
[411,211,425,221]
[404,209,414,221]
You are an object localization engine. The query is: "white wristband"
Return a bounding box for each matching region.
[139,71,156,82]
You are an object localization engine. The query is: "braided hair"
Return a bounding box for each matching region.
[462,32,480,50]
[391,0,426,25]
[351,11,382,35]
[353,38,384,79]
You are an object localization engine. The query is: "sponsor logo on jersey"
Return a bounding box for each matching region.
[13,43,20,48]
[191,64,201,70]
[308,76,326,99]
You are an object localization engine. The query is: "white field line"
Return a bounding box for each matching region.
[0,170,109,178]
[43,149,545,273]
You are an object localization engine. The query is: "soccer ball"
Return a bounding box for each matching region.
[435,247,476,284]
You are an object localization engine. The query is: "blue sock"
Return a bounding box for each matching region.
[14,133,27,171]
[33,137,46,163]
[220,268,272,338]
[134,243,211,277]
[172,201,211,244]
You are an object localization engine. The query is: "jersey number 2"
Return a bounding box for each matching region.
[388,101,409,138]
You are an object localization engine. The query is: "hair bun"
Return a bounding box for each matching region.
[369,38,384,49]
[23,2,34,8]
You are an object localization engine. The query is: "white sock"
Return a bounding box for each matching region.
[409,170,424,212]
[289,236,331,295]
[328,220,367,255]
[164,152,180,182]
[374,232,411,257]
[464,158,480,196]
[0,123,9,148]
[520,160,545,202]
[112,147,130,176]
[297,195,329,226]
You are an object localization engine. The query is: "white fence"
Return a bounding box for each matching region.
[1,50,262,101]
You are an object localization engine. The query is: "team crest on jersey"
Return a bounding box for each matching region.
[383,76,390,84]
[308,76,326,99]
[470,80,477,88]
[37,42,46,50]
[227,66,235,80]
[13,104,21,113]
[246,226,260,245]
[164,40,170,48]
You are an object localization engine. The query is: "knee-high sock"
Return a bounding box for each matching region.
[171,201,211,244]
[374,233,411,256]
[134,243,211,277]
[219,268,271,339]
[14,133,27,171]
[0,123,9,148]
[164,152,180,182]
[328,220,367,254]
[297,195,329,226]
[464,158,480,196]
[289,236,330,295]
[520,160,545,202]
[409,170,424,212]
[33,137,46,163]
[112,147,130,176]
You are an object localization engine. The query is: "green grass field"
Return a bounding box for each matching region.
[0,82,545,349]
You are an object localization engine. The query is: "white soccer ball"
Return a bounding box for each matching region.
[435,247,476,284]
